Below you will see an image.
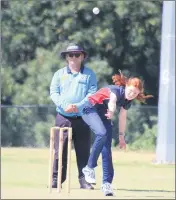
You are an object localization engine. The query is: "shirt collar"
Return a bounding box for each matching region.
[66,66,72,74]
[66,65,85,74]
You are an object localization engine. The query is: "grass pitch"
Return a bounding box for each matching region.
[1,148,175,199]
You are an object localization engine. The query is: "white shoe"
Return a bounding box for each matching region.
[101,182,114,196]
[82,166,96,184]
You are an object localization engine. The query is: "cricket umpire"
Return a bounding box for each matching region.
[50,43,97,189]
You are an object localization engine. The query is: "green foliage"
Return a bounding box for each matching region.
[1,0,162,147]
[1,105,158,148]
[1,67,16,104]
[2,1,162,104]
[128,122,157,151]
[1,107,36,146]
[125,106,158,144]
[33,114,55,147]
[112,107,158,149]
[1,106,56,147]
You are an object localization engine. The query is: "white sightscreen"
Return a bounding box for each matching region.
[156,1,175,163]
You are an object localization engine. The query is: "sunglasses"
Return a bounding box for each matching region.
[68,53,82,58]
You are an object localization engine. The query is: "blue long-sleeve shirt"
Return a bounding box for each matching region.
[50,65,97,117]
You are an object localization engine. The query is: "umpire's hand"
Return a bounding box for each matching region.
[65,104,78,113]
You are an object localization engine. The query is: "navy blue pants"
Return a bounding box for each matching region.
[52,113,91,183]
[82,104,114,184]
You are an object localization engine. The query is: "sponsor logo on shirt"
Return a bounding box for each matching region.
[60,74,69,82]
[79,75,87,82]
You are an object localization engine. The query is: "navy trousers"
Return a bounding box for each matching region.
[52,113,91,183]
[82,104,114,184]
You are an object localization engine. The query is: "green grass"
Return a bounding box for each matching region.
[1,148,175,199]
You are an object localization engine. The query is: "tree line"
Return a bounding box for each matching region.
[1,0,162,147]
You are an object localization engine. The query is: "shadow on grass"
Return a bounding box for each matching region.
[116,188,174,193]
[91,187,174,193]
[120,195,174,198]
[69,187,174,193]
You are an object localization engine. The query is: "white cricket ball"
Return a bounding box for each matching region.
[93,7,100,15]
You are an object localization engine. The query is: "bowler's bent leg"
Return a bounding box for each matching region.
[82,111,107,168]
[82,111,107,184]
